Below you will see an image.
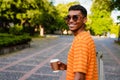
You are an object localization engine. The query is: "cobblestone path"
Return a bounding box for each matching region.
[95,38,120,80]
[0,36,120,80]
[0,36,73,80]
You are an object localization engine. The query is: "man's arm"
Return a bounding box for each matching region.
[74,72,85,80]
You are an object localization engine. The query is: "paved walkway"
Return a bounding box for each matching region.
[94,38,120,80]
[0,36,120,80]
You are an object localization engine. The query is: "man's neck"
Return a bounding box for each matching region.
[73,24,85,36]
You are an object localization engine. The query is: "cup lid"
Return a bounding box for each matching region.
[53,70,59,73]
[50,59,59,62]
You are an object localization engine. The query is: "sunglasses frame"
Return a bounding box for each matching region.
[64,15,82,22]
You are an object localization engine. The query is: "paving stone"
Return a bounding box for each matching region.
[6,65,34,72]
[0,63,8,68]
[19,59,43,65]
[0,72,24,80]
[27,74,59,80]
[0,58,18,63]
[105,74,120,80]
[36,66,54,74]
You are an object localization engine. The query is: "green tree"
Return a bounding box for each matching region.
[30,0,58,34]
[0,0,58,35]
[110,24,119,37]
[112,0,120,10]
[0,0,42,33]
[90,0,113,35]
[112,0,120,20]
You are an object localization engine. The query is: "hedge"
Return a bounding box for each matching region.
[0,33,31,48]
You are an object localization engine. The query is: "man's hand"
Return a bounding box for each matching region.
[58,61,67,70]
[74,72,85,80]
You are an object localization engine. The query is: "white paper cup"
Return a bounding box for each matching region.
[50,59,60,72]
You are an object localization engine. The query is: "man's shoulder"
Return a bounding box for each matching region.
[76,31,92,40]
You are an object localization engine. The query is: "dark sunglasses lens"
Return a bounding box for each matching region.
[65,16,70,21]
[73,15,78,21]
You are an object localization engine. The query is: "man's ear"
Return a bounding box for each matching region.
[83,17,87,23]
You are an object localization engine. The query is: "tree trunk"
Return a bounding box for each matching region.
[39,25,44,36]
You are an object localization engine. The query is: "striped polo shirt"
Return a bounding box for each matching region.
[66,31,98,80]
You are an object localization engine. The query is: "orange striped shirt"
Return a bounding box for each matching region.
[66,31,98,80]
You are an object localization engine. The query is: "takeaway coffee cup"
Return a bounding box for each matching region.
[50,59,60,72]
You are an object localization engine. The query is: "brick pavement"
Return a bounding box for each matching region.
[0,36,120,80]
[94,38,120,80]
[0,36,73,80]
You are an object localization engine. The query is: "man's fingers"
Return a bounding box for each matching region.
[57,61,61,64]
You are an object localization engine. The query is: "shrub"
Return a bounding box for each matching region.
[9,24,23,35]
[0,33,31,48]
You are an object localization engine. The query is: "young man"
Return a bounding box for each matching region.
[59,4,98,80]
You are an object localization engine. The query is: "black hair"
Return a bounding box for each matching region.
[68,4,87,17]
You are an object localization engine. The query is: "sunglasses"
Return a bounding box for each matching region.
[64,15,82,22]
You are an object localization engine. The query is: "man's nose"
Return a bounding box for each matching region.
[69,17,74,22]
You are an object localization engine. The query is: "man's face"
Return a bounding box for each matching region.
[65,10,87,32]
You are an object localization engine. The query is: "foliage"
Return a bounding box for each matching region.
[110,24,119,37]
[0,0,51,22]
[111,0,120,20]
[91,0,113,12]
[0,0,58,34]
[9,24,23,35]
[112,0,120,10]
[0,33,31,48]
[90,0,113,35]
